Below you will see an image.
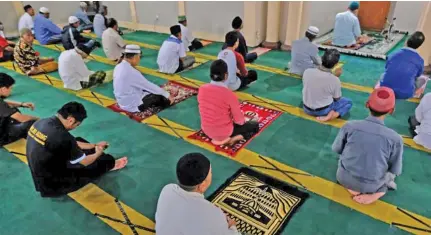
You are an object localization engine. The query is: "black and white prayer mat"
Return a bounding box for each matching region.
[208,167,309,235]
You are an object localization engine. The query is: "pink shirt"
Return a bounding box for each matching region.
[198,82,245,141]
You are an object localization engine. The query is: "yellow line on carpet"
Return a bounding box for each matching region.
[32,43,430,155]
[83,33,420,104]
[2,60,428,235]
[3,140,155,234]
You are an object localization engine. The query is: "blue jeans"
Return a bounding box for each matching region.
[46,34,62,45]
[84,40,95,48]
[78,23,93,32]
[304,97,353,117]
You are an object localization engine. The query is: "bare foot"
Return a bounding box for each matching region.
[353,192,385,205]
[316,110,339,122]
[347,189,361,196]
[226,135,244,146]
[111,157,128,171]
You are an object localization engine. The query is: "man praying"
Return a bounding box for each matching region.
[18,4,35,33]
[114,45,174,112]
[26,102,128,198]
[198,60,259,146]
[157,25,195,74]
[333,87,403,205]
[61,16,100,52]
[408,92,431,150]
[34,7,62,45]
[93,5,108,38]
[302,49,352,122]
[177,15,203,52]
[224,16,257,63]
[0,73,38,146]
[156,153,241,235]
[102,18,126,62]
[74,1,93,32]
[218,31,258,91]
[288,26,322,76]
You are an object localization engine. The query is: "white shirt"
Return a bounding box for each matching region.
[113,60,170,112]
[58,49,92,91]
[93,14,106,38]
[302,67,342,109]
[155,184,241,235]
[413,93,431,149]
[102,28,126,61]
[217,49,241,91]
[157,35,186,74]
[333,11,361,47]
[18,12,34,33]
[178,23,195,52]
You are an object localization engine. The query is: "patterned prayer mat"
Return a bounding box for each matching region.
[207,167,309,235]
[314,29,408,60]
[188,102,282,156]
[107,81,198,122]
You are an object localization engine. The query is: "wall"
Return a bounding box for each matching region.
[135,1,177,30]
[186,1,244,42]
[279,2,289,41]
[393,1,425,33]
[0,2,20,36]
[22,1,79,25]
[308,1,350,36]
[243,1,267,46]
[103,1,132,23]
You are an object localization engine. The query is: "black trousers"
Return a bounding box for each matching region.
[39,137,115,198]
[0,119,35,146]
[0,50,14,62]
[231,121,259,140]
[238,70,258,89]
[245,52,258,63]
[138,94,170,112]
[188,39,203,51]
[408,116,420,137]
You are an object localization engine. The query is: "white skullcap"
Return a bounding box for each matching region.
[68,16,79,24]
[39,7,49,13]
[124,45,141,54]
[306,26,319,36]
[80,2,88,7]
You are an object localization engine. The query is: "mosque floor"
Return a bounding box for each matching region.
[0,30,430,235]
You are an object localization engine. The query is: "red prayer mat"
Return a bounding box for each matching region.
[108,81,198,122]
[249,47,271,56]
[188,101,282,157]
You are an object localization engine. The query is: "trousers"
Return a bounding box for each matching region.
[175,56,196,73]
[304,97,353,117]
[231,121,260,140]
[0,119,36,146]
[138,94,171,112]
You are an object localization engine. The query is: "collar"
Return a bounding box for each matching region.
[318,66,332,73]
[51,116,67,131]
[404,47,418,54]
[177,184,204,198]
[210,81,228,88]
[365,115,385,125]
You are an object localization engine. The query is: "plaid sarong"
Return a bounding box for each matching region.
[81,71,106,89]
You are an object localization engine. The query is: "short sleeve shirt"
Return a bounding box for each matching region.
[302,67,342,109]
[26,116,85,194]
[157,36,186,74]
[0,99,18,141]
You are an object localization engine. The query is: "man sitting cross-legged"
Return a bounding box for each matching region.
[26,102,128,197]
[332,87,403,205]
[302,49,352,122]
[61,16,100,51]
[34,7,62,45]
[0,73,38,146]
[198,60,259,146]
[114,45,175,113]
[14,28,58,75]
[408,92,431,150]
[218,31,257,91]
[222,16,257,63]
[157,25,195,74]
[102,18,126,62]
[288,26,322,76]
[177,15,203,52]
[59,44,106,91]
[156,153,241,235]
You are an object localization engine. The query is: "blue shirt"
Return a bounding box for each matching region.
[75,9,92,25]
[332,11,361,46]
[289,37,321,76]
[381,48,424,99]
[332,116,403,193]
[34,14,62,45]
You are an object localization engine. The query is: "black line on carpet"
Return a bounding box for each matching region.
[80,95,112,102]
[90,91,104,105]
[178,75,201,88]
[250,165,313,177]
[396,207,431,229]
[391,222,431,233]
[9,151,26,157]
[156,115,183,140]
[242,99,292,108]
[94,213,156,233]
[147,123,194,132]
[115,199,138,235]
[251,94,292,113]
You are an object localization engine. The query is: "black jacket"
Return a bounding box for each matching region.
[61,25,90,50]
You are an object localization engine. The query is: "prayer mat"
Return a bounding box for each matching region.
[200,39,213,47]
[314,29,408,60]
[107,81,198,122]
[250,47,272,57]
[188,102,282,156]
[207,167,309,235]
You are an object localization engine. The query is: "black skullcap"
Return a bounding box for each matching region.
[170,25,181,36]
[176,153,210,187]
[232,16,243,29]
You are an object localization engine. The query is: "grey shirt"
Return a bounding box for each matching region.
[302,67,342,109]
[332,116,403,193]
[289,37,321,76]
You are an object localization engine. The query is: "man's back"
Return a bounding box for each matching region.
[102,28,124,60]
[381,48,424,99]
[333,11,360,46]
[157,36,184,74]
[34,14,59,44]
[217,49,241,90]
[289,37,319,76]
[302,68,341,109]
[155,184,240,235]
[18,12,33,32]
[93,14,106,38]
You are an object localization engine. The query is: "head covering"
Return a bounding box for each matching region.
[367,87,395,113]
[80,2,88,8]
[178,15,186,22]
[177,153,211,187]
[76,44,92,55]
[68,16,79,24]
[39,7,49,14]
[349,1,360,11]
[232,16,243,29]
[306,26,319,36]
[170,25,181,35]
[124,44,141,54]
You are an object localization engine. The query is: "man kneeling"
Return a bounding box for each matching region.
[198,60,259,146]
[26,102,128,197]
[332,87,403,205]
[0,73,38,146]
[302,49,352,122]
[157,25,195,74]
